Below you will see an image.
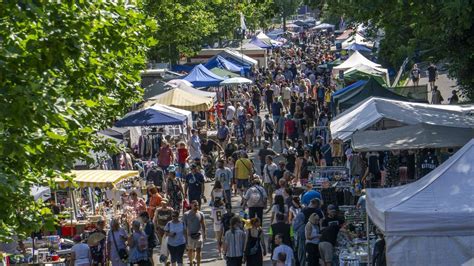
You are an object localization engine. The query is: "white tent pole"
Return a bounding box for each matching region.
[366,211,371,265]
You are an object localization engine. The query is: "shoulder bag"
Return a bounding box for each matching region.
[111,230,128,262]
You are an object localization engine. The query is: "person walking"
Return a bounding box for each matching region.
[164,211,187,266]
[235,152,254,201]
[272,234,294,266]
[184,164,205,208]
[305,213,321,266]
[140,212,157,265]
[244,218,266,265]
[166,171,184,212]
[183,200,206,266]
[263,114,276,147]
[71,235,91,266]
[410,64,421,87]
[89,220,106,266]
[243,179,267,223]
[211,198,226,259]
[427,62,438,90]
[270,195,289,225]
[269,213,293,254]
[223,217,246,266]
[153,200,173,244]
[106,219,128,266]
[215,159,233,205]
[158,140,174,174]
[127,220,150,266]
[146,185,162,220]
[188,129,202,161]
[431,86,444,104]
[262,155,278,208]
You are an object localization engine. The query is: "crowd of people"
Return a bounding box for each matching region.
[66,28,396,266]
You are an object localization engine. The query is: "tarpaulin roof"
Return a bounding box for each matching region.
[143,88,213,111]
[330,97,474,141]
[312,23,335,30]
[338,78,409,110]
[219,49,258,66]
[210,67,241,78]
[56,170,138,189]
[345,43,372,52]
[183,64,226,87]
[342,33,374,48]
[352,124,474,152]
[204,55,242,73]
[333,51,381,71]
[250,37,272,49]
[115,105,187,127]
[143,81,168,100]
[256,32,272,43]
[336,29,354,40]
[332,80,368,97]
[150,104,192,127]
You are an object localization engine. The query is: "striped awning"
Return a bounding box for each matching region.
[143,88,213,111]
[56,170,138,189]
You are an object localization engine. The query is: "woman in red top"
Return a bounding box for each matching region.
[177,141,189,176]
[158,141,174,173]
[284,114,297,141]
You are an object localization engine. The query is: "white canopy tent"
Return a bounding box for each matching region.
[176,86,216,99]
[366,139,474,266]
[344,64,389,84]
[220,49,258,66]
[333,51,382,72]
[352,124,474,152]
[256,32,273,44]
[341,32,374,49]
[330,97,474,141]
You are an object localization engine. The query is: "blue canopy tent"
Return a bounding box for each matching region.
[115,107,186,127]
[171,64,196,73]
[345,43,372,53]
[249,37,272,49]
[204,55,242,73]
[183,64,226,87]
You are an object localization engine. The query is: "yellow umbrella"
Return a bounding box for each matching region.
[55,170,138,189]
[143,88,213,111]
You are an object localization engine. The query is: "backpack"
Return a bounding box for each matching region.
[247,186,265,207]
[137,232,148,252]
[265,120,274,133]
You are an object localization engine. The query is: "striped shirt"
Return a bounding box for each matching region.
[224,228,246,257]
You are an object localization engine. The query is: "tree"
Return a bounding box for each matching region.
[0,2,156,241]
[145,0,217,64]
[273,0,303,31]
[323,1,474,100]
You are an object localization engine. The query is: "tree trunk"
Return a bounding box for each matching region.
[283,15,287,32]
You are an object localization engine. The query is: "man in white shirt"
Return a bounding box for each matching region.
[215,159,233,205]
[236,102,245,120]
[272,234,294,266]
[225,102,235,124]
[263,155,278,207]
[282,84,292,112]
[188,129,202,160]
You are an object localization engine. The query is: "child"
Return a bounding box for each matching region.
[211,180,225,205]
[276,252,287,266]
[211,198,226,259]
[177,142,189,176]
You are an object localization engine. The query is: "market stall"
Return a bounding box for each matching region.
[330,97,474,141]
[182,64,226,88]
[366,139,474,266]
[143,88,213,111]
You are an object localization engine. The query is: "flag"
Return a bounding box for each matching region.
[240,12,247,32]
[339,16,346,30]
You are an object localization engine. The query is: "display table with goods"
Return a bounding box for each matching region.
[332,206,375,266]
[306,166,357,206]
